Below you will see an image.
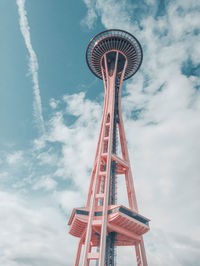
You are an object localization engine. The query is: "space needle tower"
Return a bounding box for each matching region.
[68,29,150,266]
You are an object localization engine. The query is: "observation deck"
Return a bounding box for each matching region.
[86,29,143,80]
[68,205,150,246]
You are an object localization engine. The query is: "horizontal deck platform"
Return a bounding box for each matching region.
[68,205,150,246]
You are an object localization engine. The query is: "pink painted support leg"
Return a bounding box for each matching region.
[134,238,148,266]
[135,244,142,266]
[117,72,148,266]
[75,237,83,266]
[140,237,148,266]
[81,57,111,265]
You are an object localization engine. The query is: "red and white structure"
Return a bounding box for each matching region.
[68,29,150,266]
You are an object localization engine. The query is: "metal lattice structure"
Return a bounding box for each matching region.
[68,29,150,266]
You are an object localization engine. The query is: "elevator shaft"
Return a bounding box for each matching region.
[105,57,122,265]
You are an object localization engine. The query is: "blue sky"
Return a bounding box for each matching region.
[0,0,200,265]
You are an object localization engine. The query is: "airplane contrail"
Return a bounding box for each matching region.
[16,0,45,135]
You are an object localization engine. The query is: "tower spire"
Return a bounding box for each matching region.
[68,29,150,266]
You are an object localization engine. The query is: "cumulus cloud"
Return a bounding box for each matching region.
[81,0,98,29]
[0,94,100,263]
[53,190,83,213]
[47,92,102,194]
[49,98,60,110]
[0,191,75,266]
[16,0,45,134]
[0,171,10,181]
[7,151,23,165]
[33,175,57,191]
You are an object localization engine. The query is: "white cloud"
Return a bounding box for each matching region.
[81,0,97,29]
[33,136,46,150]
[53,190,83,213]
[16,0,45,134]
[49,98,60,109]
[7,151,23,165]
[0,190,76,266]
[0,171,10,180]
[33,175,57,191]
[36,151,58,166]
[46,92,102,194]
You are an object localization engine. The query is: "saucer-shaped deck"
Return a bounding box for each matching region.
[68,205,149,246]
[86,29,143,80]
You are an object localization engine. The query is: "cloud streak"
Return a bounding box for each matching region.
[16,0,45,135]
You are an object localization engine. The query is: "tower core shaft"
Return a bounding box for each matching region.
[68,29,150,266]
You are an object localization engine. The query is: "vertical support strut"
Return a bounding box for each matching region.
[75,236,84,266]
